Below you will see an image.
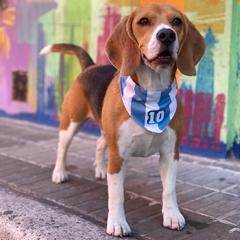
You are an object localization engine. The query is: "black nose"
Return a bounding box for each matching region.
[157,29,176,46]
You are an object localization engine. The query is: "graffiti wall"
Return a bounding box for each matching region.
[0,0,239,158]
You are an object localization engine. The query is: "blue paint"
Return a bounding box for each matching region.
[194,29,217,140]
[233,140,240,159]
[0,110,101,136]
[45,81,55,118]
[37,23,45,114]
[196,28,217,94]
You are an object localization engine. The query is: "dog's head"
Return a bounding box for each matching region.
[105,4,206,76]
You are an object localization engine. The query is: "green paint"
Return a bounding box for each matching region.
[227,0,240,149]
[38,0,92,119]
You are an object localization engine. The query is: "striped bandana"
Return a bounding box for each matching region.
[120,76,178,133]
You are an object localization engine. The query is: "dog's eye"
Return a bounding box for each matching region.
[138,17,149,26]
[173,18,182,26]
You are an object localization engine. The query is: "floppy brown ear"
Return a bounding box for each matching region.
[105,16,141,76]
[177,15,206,76]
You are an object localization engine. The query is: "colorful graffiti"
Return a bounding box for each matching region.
[0,0,239,159]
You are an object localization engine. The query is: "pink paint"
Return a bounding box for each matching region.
[212,94,225,149]
[191,92,212,148]
[96,6,121,65]
[0,0,56,114]
[180,89,194,146]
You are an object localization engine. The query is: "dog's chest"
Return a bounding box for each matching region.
[118,118,174,159]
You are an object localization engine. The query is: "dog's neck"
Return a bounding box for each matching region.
[132,64,176,92]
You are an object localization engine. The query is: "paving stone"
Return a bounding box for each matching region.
[145,188,163,201]
[177,166,218,183]
[143,212,237,240]
[0,162,36,180]
[224,184,240,195]
[176,182,196,194]
[124,197,152,213]
[72,186,108,207]
[126,203,162,224]
[46,186,87,200]
[125,177,161,195]
[131,215,164,235]
[1,117,240,239]
[0,136,26,148]
[222,211,240,225]
[199,197,240,218]
[177,187,214,205]
[76,195,109,213]
[34,180,74,196]
[15,167,51,182]
[181,192,228,211]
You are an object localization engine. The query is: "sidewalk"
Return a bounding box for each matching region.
[0,117,240,240]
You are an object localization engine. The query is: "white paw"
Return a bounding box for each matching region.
[106,218,131,237]
[93,161,106,180]
[163,210,185,230]
[52,169,69,184]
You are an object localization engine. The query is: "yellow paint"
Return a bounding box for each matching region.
[1,7,16,26]
[185,0,225,34]
[0,28,10,59]
[106,0,141,6]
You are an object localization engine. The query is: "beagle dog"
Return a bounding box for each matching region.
[41,4,205,237]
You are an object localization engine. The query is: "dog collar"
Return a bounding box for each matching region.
[120,76,178,133]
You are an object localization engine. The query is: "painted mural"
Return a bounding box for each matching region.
[0,0,239,158]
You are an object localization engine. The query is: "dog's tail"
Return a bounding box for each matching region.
[40,44,95,71]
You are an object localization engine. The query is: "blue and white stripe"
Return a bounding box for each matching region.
[120,76,178,133]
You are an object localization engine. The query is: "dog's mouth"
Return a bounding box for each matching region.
[142,50,174,70]
[143,50,172,63]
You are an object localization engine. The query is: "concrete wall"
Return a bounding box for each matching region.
[0,0,239,159]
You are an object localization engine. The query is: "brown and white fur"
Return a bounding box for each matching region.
[40,4,205,237]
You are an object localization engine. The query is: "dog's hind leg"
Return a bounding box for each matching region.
[52,79,90,184]
[94,132,107,179]
[52,120,85,183]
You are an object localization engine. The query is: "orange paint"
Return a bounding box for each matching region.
[140,0,184,11]
[1,7,16,26]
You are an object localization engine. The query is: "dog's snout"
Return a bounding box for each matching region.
[157,29,176,46]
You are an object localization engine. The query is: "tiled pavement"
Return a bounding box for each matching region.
[0,117,240,239]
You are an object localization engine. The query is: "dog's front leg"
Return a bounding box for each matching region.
[106,152,131,237]
[159,152,185,230]
[93,132,107,179]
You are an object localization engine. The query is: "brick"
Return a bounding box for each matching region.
[124,197,151,213]
[125,178,162,195]
[126,203,162,224]
[0,137,25,148]
[177,166,218,183]
[143,213,235,240]
[224,184,240,195]
[145,188,163,201]
[75,195,108,213]
[199,197,240,218]
[131,216,164,235]
[177,187,214,205]
[33,180,74,196]
[71,186,108,207]
[181,192,228,211]
[46,187,87,200]
[222,211,240,225]
[15,168,52,187]
[176,182,196,194]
